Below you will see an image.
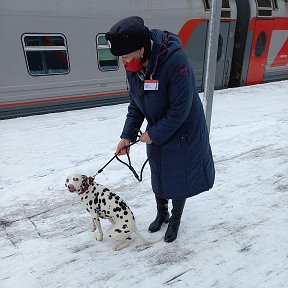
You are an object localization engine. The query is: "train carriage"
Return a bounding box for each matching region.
[230,0,288,86]
[0,0,287,120]
[176,0,237,90]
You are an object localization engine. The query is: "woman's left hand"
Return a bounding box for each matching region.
[139,131,153,144]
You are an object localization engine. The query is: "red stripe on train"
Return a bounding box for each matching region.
[248,17,288,31]
[178,18,236,48]
[178,19,208,48]
[0,90,128,108]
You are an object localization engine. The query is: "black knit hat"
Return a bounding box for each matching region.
[105,16,150,56]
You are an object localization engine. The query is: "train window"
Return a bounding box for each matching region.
[203,0,231,17]
[256,0,272,6]
[22,34,70,76]
[255,31,267,57]
[222,0,230,8]
[203,0,210,10]
[96,34,119,71]
[221,0,231,18]
[203,0,231,9]
[256,0,273,16]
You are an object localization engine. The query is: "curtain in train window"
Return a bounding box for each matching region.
[96,35,119,71]
[22,34,70,76]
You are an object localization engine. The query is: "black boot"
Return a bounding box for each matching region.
[164,199,186,242]
[148,196,170,233]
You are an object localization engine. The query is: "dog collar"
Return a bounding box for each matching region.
[78,176,95,195]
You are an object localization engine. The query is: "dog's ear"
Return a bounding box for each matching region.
[81,175,88,181]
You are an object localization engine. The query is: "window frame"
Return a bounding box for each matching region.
[255,0,273,17]
[202,0,231,18]
[22,33,70,76]
[96,33,119,72]
[203,0,210,10]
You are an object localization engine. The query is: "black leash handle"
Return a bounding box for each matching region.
[115,153,150,182]
[93,130,151,181]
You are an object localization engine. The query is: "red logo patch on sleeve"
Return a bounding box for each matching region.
[179,66,188,74]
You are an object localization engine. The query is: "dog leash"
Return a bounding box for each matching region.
[93,130,151,182]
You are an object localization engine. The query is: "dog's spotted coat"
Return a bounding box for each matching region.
[65,173,161,251]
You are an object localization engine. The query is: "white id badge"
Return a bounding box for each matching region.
[144,80,159,90]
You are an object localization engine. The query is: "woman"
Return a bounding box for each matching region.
[105,16,215,242]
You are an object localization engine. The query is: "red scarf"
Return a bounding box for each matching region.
[124,58,143,72]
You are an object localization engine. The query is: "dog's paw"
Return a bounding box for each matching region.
[113,245,122,251]
[112,239,132,251]
[96,234,103,241]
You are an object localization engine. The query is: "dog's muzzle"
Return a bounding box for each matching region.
[67,184,76,193]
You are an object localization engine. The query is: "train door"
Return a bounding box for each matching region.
[202,21,235,90]
[214,22,230,89]
[246,20,274,85]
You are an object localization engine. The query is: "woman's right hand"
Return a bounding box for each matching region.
[115,138,131,155]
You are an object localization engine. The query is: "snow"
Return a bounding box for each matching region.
[0,80,288,288]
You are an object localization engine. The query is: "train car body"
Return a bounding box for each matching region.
[0,0,287,120]
[230,0,288,86]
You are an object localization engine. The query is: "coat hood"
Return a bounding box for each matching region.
[146,29,182,79]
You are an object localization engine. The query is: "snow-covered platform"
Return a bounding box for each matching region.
[1,81,288,287]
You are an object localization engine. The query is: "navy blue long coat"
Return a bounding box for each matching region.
[121,29,215,199]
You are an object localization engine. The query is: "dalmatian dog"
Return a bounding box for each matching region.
[65,173,162,251]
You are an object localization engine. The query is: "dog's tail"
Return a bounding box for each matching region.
[134,226,163,244]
